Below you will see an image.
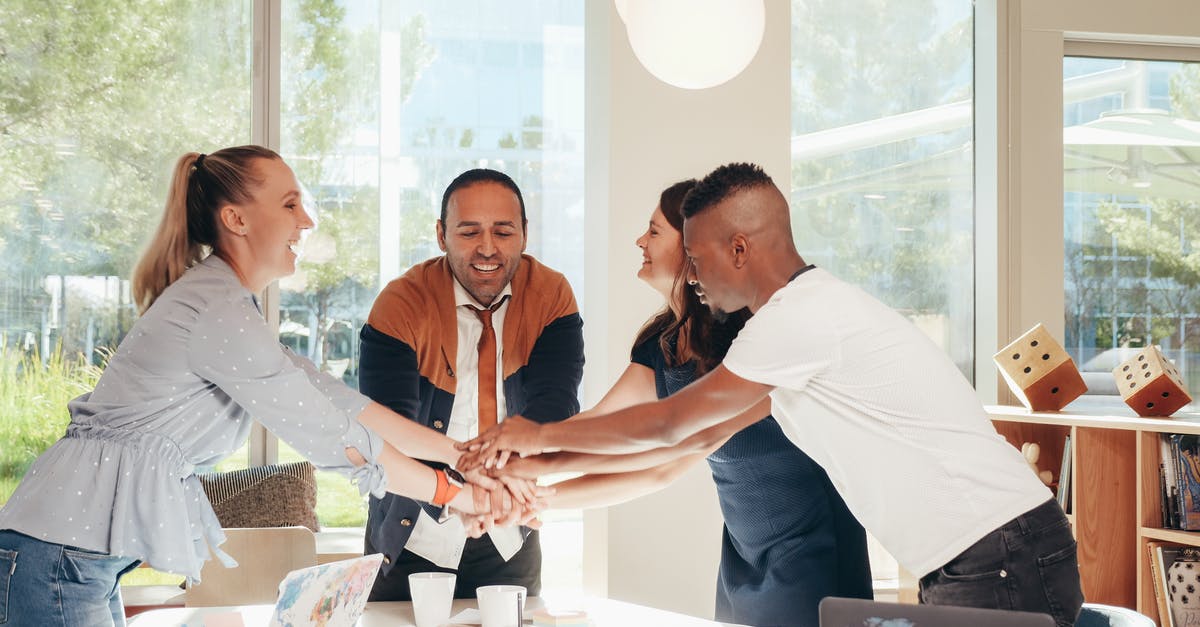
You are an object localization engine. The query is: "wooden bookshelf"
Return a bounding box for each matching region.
[988,399,1200,626]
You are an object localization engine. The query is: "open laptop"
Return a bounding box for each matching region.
[268,553,384,627]
[820,597,1057,627]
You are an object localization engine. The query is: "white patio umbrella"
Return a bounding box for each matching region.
[1063,109,1200,201]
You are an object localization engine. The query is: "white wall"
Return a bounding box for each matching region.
[582,0,792,619]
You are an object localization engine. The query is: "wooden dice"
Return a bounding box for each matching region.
[994,324,1088,411]
[1113,346,1191,417]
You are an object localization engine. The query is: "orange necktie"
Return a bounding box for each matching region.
[473,305,499,432]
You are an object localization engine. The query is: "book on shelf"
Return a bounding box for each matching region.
[1171,434,1200,531]
[1163,434,1181,529]
[1148,541,1180,627]
[1056,435,1072,513]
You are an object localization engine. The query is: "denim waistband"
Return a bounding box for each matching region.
[1004,497,1065,536]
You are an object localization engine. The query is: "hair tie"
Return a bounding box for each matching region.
[195,153,207,169]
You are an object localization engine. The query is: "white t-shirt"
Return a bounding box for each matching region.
[722,268,1051,577]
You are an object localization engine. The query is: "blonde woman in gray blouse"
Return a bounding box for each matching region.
[0,146,540,627]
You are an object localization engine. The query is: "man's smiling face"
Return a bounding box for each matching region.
[437,181,527,306]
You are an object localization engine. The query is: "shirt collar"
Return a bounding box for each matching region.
[452,275,513,310]
[200,254,262,312]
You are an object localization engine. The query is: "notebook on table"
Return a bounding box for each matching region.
[268,553,383,627]
[819,597,1056,627]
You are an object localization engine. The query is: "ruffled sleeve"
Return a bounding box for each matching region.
[186,292,387,497]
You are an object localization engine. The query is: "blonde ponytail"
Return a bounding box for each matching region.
[132,153,205,313]
[131,145,281,313]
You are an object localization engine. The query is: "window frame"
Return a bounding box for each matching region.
[977,11,1200,407]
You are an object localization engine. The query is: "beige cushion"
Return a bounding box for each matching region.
[197,461,319,532]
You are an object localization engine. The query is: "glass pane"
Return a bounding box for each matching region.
[277,0,586,592]
[1063,57,1200,399]
[790,0,975,379]
[790,0,975,588]
[0,1,254,509]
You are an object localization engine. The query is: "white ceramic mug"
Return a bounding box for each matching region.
[476,584,527,627]
[408,572,456,627]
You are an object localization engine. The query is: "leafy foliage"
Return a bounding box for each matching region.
[0,343,101,504]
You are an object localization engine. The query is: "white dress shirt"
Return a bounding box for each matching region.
[403,278,523,568]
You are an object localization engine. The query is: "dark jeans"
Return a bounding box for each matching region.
[919,499,1083,627]
[366,530,542,601]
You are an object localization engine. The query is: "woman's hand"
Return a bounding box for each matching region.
[457,416,546,469]
[460,465,500,492]
[447,487,490,538]
[487,454,554,480]
[451,481,554,530]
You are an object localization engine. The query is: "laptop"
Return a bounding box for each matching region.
[819,597,1057,627]
[268,553,384,627]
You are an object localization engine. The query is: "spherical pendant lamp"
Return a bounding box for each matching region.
[615,0,765,90]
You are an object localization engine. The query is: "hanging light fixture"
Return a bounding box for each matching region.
[615,0,765,90]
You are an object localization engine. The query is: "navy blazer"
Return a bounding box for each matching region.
[359,254,584,575]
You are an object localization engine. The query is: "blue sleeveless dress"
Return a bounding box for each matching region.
[632,333,872,627]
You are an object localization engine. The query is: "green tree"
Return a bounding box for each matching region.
[0,0,251,357]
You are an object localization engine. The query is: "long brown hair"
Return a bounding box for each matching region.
[632,180,751,374]
[131,145,281,313]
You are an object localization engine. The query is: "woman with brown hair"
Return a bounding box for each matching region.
[0,146,537,626]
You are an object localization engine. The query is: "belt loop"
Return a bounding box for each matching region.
[1015,508,1032,535]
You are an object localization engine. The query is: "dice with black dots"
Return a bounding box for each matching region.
[1112,345,1191,417]
[993,323,1088,411]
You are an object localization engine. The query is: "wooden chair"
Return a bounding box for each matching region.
[185,526,317,607]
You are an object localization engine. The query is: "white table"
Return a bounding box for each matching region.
[128,595,744,626]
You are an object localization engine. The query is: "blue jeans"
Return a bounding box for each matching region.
[0,529,141,626]
[918,499,1083,627]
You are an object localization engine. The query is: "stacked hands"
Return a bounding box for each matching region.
[450,416,550,537]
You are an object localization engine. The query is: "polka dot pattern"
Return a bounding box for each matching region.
[0,255,383,582]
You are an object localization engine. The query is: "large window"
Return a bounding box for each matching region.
[790,0,975,588]
[0,0,584,593]
[790,0,975,378]
[1063,56,1200,397]
[273,2,585,592]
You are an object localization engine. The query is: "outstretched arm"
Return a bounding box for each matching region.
[461,365,773,464]
[543,453,705,510]
[356,401,461,466]
[500,397,771,478]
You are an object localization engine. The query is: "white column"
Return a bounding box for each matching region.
[583,0,791,618]
[378,2,404,285]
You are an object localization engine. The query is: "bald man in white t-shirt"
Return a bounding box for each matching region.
[462,163,1084,627]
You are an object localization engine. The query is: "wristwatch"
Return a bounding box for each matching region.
[444,466,466,488]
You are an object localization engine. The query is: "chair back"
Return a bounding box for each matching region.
[198,461,320,532]
[185,526,317,607]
